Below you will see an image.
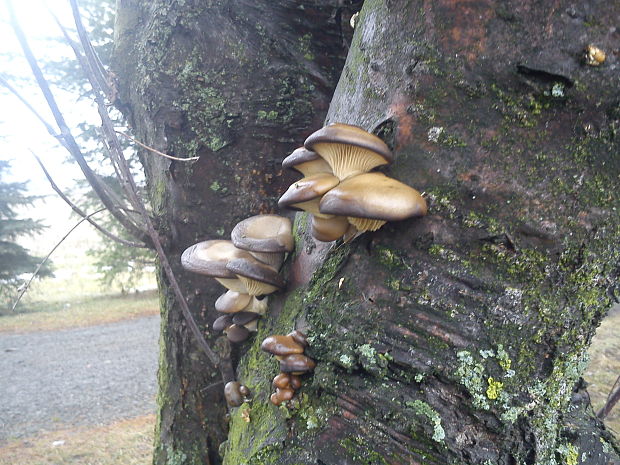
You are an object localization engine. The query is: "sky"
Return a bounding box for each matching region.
[0,0,108,251]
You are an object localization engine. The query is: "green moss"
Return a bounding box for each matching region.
[339,436,391,465]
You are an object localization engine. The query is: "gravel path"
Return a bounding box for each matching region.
[0,315,160,442]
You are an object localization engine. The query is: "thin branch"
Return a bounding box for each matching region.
[31,151,147,248]
[0,74,59,138]
[598,374,620,420]
[116,131,200,162]
[68,0,223,370]
[7,0,150,245]
[11,208,106,311]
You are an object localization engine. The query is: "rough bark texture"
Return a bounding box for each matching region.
[223,1,620,465]
[112,0,620,464]
[111,1,353,463]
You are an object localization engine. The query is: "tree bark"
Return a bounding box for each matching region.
[112,1,352,463]
[113,0,620,464]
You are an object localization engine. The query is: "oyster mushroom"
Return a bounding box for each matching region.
[319,172,427,233]
[282,147,333,177]
[231,214,294,270]
[180,240,251,293]
[304,123,393,180]
[226,256,286,296]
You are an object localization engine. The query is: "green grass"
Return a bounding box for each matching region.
[0,290,159,333]
[585,305,620,435]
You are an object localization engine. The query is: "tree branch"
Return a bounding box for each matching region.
[68,0,224,371]
[116,131,200,162]
[31,151,147,249]
[11,208,107,311]
[598,374,620,420]
[7,0,150,245]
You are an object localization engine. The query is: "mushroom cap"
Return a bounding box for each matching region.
[319,172,427,223]
[304,123,393,180]
[275,387,295,401]
[232,311,261,326]
[272,373,292,389]
[226,257,286,296]
[181,240,251,278]
[289,374,302,390]
[310,214,350,242]
[279,353,316,374]
[213,314,234,332]
[231,214,294,253]
[287,330,308,347]
[215,291,252,314]
[282,147,333,177]
[261,334,305,356]
[225,324,250,343]
[278,173,340,216]
[224,381,245,407]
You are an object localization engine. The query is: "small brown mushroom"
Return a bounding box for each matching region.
[261,334,305,357]
[224,381,250,407]
[213,314,234,332]
[304,123,393,180]
[232,311,260,326]
[272,372,292,389]
[225,324,250,343]
[279,353,316,375]
[319,172,427,233]
[287,330,308,348]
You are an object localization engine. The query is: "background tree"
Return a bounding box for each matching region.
[0,160,52,308]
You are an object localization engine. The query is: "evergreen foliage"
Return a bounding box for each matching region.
[0,160,52,306]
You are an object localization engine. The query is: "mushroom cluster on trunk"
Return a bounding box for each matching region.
[261,330,316,406]
[279,123,428,241]
[181,214,293,342]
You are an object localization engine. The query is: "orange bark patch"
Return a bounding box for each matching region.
[435,0,495,63]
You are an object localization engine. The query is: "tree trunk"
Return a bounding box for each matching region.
[112,0,352,463]
[113,0,620,464]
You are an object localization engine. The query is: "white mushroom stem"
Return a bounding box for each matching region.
[243,296,269,315]
[244,319,259,332]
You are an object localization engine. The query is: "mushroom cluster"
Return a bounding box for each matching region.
[261,330,316,405]
[279,123,427,242]
[181,214,293,342]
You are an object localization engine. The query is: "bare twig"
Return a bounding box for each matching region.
[11,208,107,311]
[116,131,200,162]
[0,74,59,138]
[31,151,147,248]
[68,0,223,370]
[598,374,620,420]
[7,0,150,245]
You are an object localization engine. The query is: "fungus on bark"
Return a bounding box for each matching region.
[230,214,294,270]
[282,147,333,177]
[304,122,393,180]
[226,256,287,296]
[319,172,428,233]
[224,381,251,407]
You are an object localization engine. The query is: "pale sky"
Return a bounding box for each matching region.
[0,0,109,250]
